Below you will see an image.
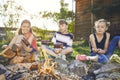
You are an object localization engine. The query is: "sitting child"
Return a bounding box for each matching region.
[41,19,73,60]
[2,19,38,63]
[76,19,110,63]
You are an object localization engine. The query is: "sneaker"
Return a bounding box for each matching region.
[76,54,87,61]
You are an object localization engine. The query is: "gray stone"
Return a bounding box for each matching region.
[53,58,69,74]
[94,63,120,74]
[110,72,120,79]
[68,60,87,76]
[96,73,110,79]
[96,78,113,80]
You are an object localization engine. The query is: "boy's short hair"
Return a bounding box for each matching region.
[58,19,68,25]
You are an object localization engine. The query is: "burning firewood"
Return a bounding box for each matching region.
[37,49,61,80]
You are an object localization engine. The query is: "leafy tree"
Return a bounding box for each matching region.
[32,26,55,40]
[0,0,25,41]
[39,0,75,33]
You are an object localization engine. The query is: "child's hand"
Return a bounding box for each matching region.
[97,48,105,54]
[54,48,62,54]
[92,48,99,53]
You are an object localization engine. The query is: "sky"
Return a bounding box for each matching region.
[16,0,74,13]
[0,0,75,31]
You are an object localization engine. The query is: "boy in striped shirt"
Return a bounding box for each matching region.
[41,19,73,60]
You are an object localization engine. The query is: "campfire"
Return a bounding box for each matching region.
[36,49,61,80]
[0,45,62,80]
[0,44,85,80]
[13,48,62,80]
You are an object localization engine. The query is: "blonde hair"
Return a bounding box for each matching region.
[94,19,110,30]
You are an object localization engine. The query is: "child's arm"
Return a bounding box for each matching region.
[89,34,99,53]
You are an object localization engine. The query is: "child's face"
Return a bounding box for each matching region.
[59,23,68,33]
[21,22,31,34]
[95,22,107,34]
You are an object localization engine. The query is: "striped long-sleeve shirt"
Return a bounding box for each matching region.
[52,32,73,48]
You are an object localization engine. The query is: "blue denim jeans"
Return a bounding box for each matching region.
[105,36,120,58]
[90,52,109,63]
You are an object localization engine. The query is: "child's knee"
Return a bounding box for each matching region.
[98,55,109,63]
[114,36,120,40]
[67,47,73,52]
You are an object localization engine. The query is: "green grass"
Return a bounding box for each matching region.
[69,41,120,61]
[0,40,119,61]
[69,41,90,60]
